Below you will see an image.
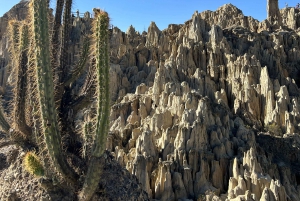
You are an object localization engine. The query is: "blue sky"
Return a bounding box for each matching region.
[0,0,297,32]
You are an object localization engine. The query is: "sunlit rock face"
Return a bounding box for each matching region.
[1,0,300,200]
[107,3,300,201]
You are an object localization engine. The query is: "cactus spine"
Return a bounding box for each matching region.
[79,10,110,201]
[29,0,77,182]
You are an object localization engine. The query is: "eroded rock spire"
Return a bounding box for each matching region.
[267,0,282,25]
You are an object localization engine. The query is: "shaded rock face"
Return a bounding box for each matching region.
[1,2,300,201]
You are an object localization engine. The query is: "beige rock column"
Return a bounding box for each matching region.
[267,0,282,25]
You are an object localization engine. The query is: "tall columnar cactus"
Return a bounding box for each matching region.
[79,9,110,201]
[0,21,32,137]
[51,0,64,66]
[93,9,110,157]
[12,23,32,137]
[29,0,77,182]
[60,0,73,83]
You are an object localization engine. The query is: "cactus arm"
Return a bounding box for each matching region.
[51,0,65,69]
[54,0,72,109]
[12,23,32,137]
[29,0,77,183]
[60,0,73,82]
[93,11,110,157]
[79,10,110,201]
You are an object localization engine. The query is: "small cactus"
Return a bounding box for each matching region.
[23,151,44,177]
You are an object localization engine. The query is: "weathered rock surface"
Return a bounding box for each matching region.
[1,0,300,201]
[105,2,300,201]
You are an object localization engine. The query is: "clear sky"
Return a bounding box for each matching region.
[0,0,297,32]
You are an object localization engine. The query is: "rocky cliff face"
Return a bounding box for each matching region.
[106,3,300,201]
[1,1,300,201]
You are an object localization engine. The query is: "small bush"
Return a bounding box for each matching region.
[265,122,283,137]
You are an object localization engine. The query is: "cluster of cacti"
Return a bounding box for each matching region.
[0,0,110,199]
[30,0,78,183]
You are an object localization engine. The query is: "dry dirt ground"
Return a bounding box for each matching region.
[0,140,149,201]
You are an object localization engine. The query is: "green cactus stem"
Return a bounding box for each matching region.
[12,23,32,137]
[51,0,64,69]
[60,0,73,82]
[29,0,77,183]
[54,0,72,109]
[79,9,110,201]
[93,10,110,158]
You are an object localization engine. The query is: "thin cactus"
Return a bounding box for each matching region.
[60,0,73,82]
[79,9,110,201]
[93,9,110,158]
[12,23,32,137]
[29,0,77,183]
[51,0,64,64]
[82,119,93,159]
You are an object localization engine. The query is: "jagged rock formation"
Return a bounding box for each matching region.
[1,1,300,201]
[105,3,300,201]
